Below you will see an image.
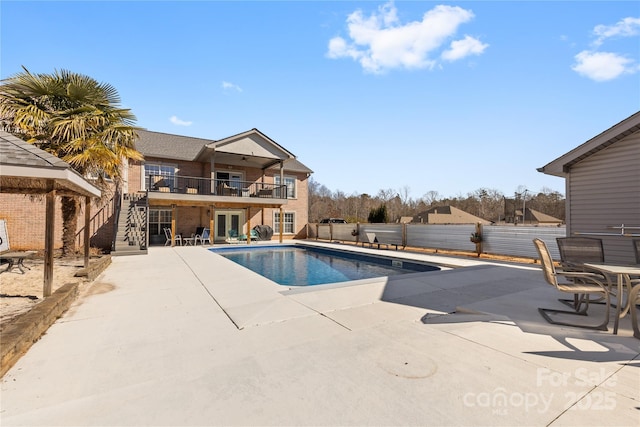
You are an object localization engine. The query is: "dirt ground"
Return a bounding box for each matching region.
[0,257,89,328]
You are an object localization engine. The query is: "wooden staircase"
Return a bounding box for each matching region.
[112,194,148,256]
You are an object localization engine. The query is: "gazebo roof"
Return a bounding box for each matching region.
[0,131,101,198]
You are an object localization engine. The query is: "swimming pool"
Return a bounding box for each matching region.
[209,244,440,286]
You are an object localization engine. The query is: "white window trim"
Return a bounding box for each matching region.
[274,211,296,234]
[274,175,297,199]
[142,162,178,190]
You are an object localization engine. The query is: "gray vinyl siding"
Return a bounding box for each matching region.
[567,133,640,264]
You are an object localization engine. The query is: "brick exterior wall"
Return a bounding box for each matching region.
[3,152,310,251]
[0,192,115,252]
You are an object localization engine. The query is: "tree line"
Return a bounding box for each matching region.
[308,179,565,224]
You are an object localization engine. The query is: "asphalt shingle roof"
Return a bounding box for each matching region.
[0,132,71,169]
[136,129,313,173]
[135,129,211,161]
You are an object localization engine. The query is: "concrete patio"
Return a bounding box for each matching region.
[1,243,638,426]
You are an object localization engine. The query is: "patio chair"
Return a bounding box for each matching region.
[194,227,212,245]
[556,237,608,309]
[163,227,182,246]
[631,240,640,339]
[533,238,611,331]
[630,283,640,339]
[225,229,241,244]
[239,229,259,241]
[556,237,605,268]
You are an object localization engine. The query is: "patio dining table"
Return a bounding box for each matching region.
[584,263,640,334]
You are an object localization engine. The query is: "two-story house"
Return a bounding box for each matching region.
[128,128,313,247]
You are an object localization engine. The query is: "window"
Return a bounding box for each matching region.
[274,212,295,234]
[85,170,113,182]
[216,171,244,190]
[275,175,296,199]
[148,209,172,237]
[144,163,176,190]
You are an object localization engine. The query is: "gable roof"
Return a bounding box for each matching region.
[413,205,491,224]
[538,111,640,177]
[521,208,562,224]
[136,128,312,173]
[0,131,101,197]
[208,128,295,159]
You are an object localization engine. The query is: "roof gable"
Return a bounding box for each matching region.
[539,111,640,177]
[207,128,295,160]
[414,205,490,224]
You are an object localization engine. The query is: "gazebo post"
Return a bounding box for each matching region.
[84,196,91,269]
[44,181,56,297]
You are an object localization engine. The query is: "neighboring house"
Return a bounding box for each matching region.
[412,206,491,225]
[132,129,313,246]
[538,111,640,264]
[516,208,563,226]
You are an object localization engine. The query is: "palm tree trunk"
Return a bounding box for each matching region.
[61,196,78,257]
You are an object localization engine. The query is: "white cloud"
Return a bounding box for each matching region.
[572,50,636,81]
[441,35,488,61]
[327,2,486,73]
[169,115,193,126]
[592,16,640,47]
[222,81,243,92]
[572,16,640,81]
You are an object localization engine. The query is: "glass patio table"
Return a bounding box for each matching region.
[584,263,640,334]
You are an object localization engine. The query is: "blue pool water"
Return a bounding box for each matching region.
[210,245,440,286]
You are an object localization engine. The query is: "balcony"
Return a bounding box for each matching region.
[146,175,288,199]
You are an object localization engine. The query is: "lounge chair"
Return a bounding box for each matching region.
[533,238,611,330]
[163,227,182,246]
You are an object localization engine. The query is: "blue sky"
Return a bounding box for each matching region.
[2,1,639,200]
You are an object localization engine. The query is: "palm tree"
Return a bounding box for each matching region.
[0,66,143,256]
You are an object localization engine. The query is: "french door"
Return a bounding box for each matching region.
[215,210,243,241]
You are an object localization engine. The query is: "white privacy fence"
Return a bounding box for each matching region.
[307,223,566,260]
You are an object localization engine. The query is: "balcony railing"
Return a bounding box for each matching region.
[146,175,288,199]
